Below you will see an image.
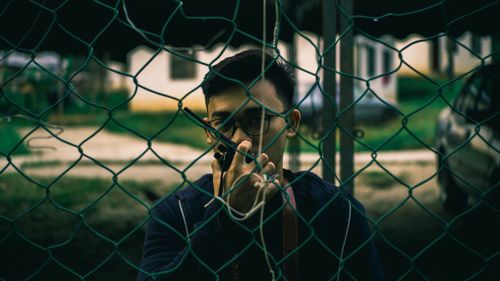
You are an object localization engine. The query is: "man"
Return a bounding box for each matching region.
[138,49,384,281]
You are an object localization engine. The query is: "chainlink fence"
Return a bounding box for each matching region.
[1,0,499,280]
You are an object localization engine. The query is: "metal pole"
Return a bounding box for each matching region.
[493,33,500,63]
[446,37,455,80]
[285,0,301,171]
[321,0,337,184]
[431,37,440,75]
[339,0,354,195]
[287,36,301,171]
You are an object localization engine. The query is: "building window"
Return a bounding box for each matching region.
[471,35,482,56]
[170,50,197,79]
[356,43,363,88]
[366,45,376,77]
[383,50,392,73]
[382,50,393,85]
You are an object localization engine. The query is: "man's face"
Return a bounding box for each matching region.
[205,79,299,172]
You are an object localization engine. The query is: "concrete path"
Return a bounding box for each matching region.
[1,127,436,184]
[7,127,208,165]
[3,127,434,166]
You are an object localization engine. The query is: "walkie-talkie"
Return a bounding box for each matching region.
[183,107,254,171]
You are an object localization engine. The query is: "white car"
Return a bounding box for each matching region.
[435,63,500,213]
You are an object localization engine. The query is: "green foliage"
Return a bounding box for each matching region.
[0,124,29,155]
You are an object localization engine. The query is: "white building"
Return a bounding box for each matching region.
[126,33,399,112]
[396,32,492,76]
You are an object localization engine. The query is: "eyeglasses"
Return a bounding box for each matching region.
[208,112,287,138]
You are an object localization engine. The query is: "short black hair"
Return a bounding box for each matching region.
[201,49,295,110]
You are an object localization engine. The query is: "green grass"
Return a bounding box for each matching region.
[48,110,209,149]
[16,75,465,155]
[43,90,453,154]
[293,75,465,152]
[107,111,207,149]
[0,124,30,155]
[0,173,181,218]
[1,88,130,117]
[0,173,181,280]
[358,171,409,189]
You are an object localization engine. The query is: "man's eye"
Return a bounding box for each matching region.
[247,116,262,125]
[213,121,232,132]
[210,120,221,127]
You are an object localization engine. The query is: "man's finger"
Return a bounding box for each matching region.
[232,140,252,169]
[263,179,280,199]
[212,157,222,173]
[254,153,269,170]
[261,161,276,177]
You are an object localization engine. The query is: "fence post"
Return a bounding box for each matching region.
[321,0,337,184]
[493,33,500,63]
[287,36,301,171]
[339,0,354,195]
[446,37,455,80]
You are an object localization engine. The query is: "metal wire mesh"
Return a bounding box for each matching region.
[1,0,499,280]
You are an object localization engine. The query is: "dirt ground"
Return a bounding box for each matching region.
[2,159,499,280]
[3,127,498,280]
[7,159,498,280]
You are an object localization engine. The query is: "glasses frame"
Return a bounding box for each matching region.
[207,111,288,139]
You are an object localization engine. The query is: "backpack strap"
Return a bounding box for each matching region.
[282,185,298,281]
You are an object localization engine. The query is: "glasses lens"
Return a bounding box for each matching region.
[208,114,276,138]
[242,115,270,136]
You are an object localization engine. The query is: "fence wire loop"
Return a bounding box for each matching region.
[0,0,499,280]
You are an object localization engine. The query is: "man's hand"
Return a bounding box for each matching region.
[212,140,280,214]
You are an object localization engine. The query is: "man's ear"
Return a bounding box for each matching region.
[285,109,301,138]
[203,117,212,144]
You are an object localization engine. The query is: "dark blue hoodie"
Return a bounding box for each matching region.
[138,170,384,281]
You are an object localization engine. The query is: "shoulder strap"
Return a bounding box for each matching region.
[282,186,298,281]
[227,184,299,281]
